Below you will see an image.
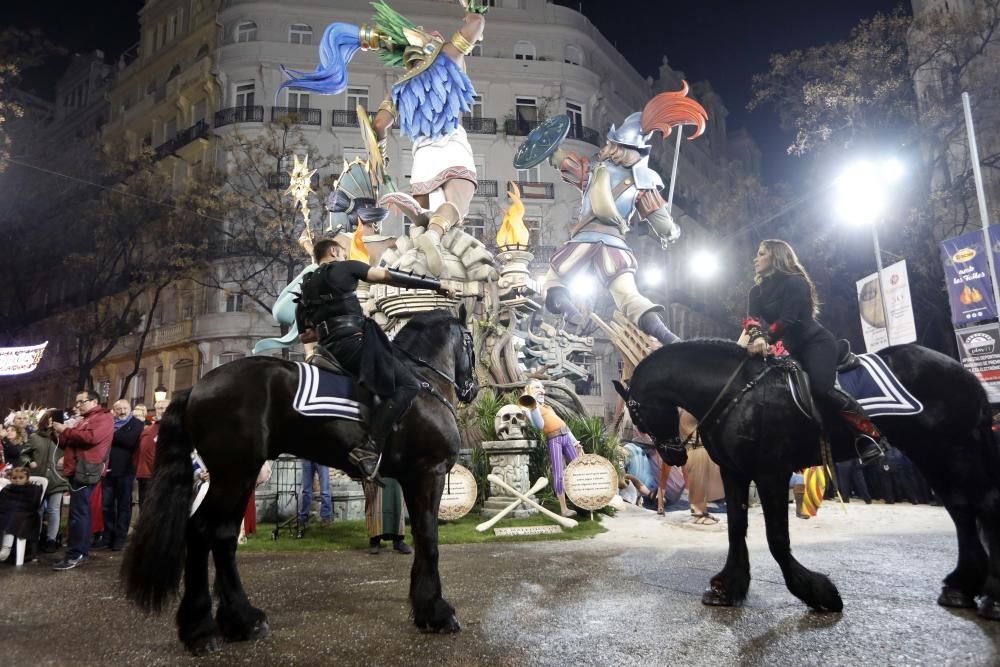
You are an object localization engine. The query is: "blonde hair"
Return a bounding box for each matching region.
[756,239,820,317]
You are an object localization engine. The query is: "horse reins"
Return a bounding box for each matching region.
[393,331,475,419]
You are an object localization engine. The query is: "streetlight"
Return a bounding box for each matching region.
[569,273,596,297]
[642,267,663,287]
[835,158,905,346]
[690,250,720,280]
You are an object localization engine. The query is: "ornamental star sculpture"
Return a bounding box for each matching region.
[285,154,318,240]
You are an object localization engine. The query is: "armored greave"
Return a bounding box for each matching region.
[544,285,582,320]
[638,310,680,345]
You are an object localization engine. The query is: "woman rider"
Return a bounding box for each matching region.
[744,239,888,466]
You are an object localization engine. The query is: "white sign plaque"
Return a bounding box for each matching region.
[563,454,618,511]
[438,464,478,521]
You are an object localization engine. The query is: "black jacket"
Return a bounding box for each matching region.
[747,272,824,352]
[108,416,143,478]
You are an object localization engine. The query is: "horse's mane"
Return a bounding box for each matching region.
[393,309,458,356]
[640,338,746,369]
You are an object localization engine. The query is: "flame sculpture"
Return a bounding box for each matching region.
[349,224,370,262]
[496,182,530,249]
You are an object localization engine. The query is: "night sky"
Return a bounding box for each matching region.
[2,0,906,184]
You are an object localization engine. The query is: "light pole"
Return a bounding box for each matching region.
[835,159,905,347]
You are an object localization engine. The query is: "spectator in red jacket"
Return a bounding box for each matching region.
[135,399,168,509]
[51,390,113,570]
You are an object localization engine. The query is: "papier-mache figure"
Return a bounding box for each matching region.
[277,0,489,278]
[523,84,708,345]
[521,380,583,518]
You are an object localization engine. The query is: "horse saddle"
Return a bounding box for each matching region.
[292,361,371,423]
[782,340,923,423]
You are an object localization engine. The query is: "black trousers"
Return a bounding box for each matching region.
[324,334,421,444]
[102,474,134,549]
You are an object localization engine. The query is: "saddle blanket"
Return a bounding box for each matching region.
[293,362,367,422]
[836,353,923,417]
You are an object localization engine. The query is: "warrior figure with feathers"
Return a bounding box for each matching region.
[542,84,709,345]
[278,0,487,278]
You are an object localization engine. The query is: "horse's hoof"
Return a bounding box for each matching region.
[938,585,977,609]
[437,615,461,633]
[187,635,224,656]
[977,596,1000,620]
[247,618,271,641]
[702,585,742,607]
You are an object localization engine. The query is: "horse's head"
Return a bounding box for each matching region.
[614,379,687,467]
[453,303,479,404]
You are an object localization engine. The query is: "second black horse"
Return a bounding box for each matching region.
[616,339,1000,620]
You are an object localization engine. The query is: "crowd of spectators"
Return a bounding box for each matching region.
[0,395,168,569]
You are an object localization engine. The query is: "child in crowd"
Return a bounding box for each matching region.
[0,466,43,561]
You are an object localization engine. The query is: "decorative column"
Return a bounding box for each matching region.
[480,438,538,519]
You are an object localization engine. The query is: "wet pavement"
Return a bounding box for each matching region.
[2,503,999,666]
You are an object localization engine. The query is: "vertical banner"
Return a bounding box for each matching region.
[939,229,998,326]
[955,322,1000,402]
[855,260,917,352]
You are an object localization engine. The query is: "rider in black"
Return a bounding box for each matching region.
[296,234,451,482]
[745,239,889,467]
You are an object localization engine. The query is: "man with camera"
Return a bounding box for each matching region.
[51,390,113,570]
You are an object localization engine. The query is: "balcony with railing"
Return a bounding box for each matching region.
[271,106,322,125]
[504,118,542,136]
[462,116,497,135]
[153,120,211,160]
[331,109,376,127]
[512,180,555,199]
[214,105,264,127]
[474,179,498,198]
[566,124,602,147]
[267,172,320,190]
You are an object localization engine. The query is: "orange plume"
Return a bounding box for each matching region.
[640,81,708,140]
[496,182,530,248]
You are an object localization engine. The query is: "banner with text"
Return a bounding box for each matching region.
[855,260,917,353]
[955,322,1000,402]
[939,229,998,326]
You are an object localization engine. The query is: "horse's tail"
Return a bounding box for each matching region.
[121,389,194,613]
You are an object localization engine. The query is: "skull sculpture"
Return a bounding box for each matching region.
[495,404,528,440]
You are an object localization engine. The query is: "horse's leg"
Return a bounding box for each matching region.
[702,467,752,606]
[213,509,270,642]
[757,474,843,612]
[937,500,986,609]
[176,525,222,655]
[975,491,1000,619]
[400,468,460,632]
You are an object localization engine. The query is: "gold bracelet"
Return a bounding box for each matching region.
[450,31,476,56]
[377,98,398,121]
[359,24,384,51]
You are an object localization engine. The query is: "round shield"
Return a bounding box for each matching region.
[513,115,572,170]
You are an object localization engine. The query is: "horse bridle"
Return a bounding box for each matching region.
[394,329,477,416]
[628,358,776,458]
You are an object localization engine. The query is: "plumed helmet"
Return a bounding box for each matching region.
[607,112,653,151]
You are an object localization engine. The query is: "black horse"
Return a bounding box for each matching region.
[121,309,478,655]
[615,339,1000,619]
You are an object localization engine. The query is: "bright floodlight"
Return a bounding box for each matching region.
[643,267,663,287]
[569,273,596,297]
[690,250,719,278]
[835,160,886,225]
[881,158,905,185]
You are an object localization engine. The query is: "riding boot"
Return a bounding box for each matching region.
[826,388,891,468]
[545,286,581,327]
[793,483,810,520]
[638,310,681,345]
[354,379,420,485]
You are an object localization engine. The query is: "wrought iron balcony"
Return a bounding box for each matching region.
[567,124,601,147]
[462,116,497,135]
[270,106,322,125]
[474,179,499,198]
[152,120,210,160]
[214,105,264,127]
[504,118,542,136]
[512,180,555,199]
[331,109,376,127]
